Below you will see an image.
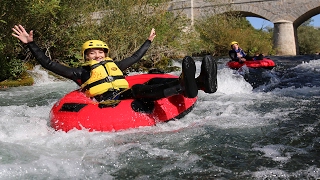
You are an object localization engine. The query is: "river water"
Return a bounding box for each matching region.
[0,56,319,179]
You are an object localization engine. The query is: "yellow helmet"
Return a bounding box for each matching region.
[81,40,109,59]
[230,41,239,46]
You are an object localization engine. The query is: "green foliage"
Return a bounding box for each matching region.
[194,13,274,56]
[0,0,320,84]
[2,0,191,78]
[2,0,277,80]
[3,0,319,84]
[0,57,10,82]
[0,55,27,81]
[297,17,320,55]
[7,58,27,80]
[0,0,30,81]
[297,25,320,54]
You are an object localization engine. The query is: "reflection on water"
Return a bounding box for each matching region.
[0,57,320,179]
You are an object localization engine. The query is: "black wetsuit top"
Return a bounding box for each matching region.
[27,40,152,86]
[228,48,247,62]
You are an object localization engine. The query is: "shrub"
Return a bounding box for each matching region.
[194,13,274,57]
[298,25,320,54]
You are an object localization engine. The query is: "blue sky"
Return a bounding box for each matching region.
[247,14,320,29]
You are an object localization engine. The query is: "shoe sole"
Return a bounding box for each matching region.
[201,55,217,93]
[182,56,198,98]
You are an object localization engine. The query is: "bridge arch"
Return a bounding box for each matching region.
[293,6,320,27]
[169,0,320,55]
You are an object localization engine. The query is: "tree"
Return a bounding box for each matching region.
[297,25,320,54]
[194,13,274,57]
[0,0,30,81]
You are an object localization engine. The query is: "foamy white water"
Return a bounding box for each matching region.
[0,59,319,179]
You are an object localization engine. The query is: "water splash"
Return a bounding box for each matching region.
[0,58,319,179]
[28,65,65,85]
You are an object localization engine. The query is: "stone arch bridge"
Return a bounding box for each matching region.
[169,0,320,55]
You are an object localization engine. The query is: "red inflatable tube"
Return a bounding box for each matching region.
[227,58,276,70]
[50,74,197,132]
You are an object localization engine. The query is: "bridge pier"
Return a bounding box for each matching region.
[273,20,297,55]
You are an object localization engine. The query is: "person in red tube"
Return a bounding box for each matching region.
[229,41,263,63]
[12,24,217,103]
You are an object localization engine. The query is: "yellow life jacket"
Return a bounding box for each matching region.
[81,58,129,97]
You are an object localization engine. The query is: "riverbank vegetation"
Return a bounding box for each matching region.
[194,13,274,56]
[1,0,320,87]
[298,19,320,55]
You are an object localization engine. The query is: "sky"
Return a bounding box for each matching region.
[247,14,320,29]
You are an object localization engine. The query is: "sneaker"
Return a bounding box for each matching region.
[196,55,217,93]
[180,56,198,98]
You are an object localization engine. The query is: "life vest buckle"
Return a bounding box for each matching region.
[106,76,114,82]
[98,100,121,108]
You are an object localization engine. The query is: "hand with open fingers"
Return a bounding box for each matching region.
[148,28,156,42]
[12,25,34,44]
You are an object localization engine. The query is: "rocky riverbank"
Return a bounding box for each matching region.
[0,72,34,89]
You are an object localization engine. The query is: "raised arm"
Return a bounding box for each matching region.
[117,28,156,70]
[12,24,83,85]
